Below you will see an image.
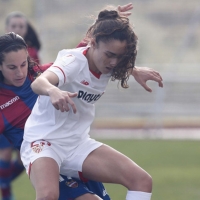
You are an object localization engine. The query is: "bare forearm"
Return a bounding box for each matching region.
[31,77,58,96]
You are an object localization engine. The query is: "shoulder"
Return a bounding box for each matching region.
[58,47,88,60]
[53,47,88,68]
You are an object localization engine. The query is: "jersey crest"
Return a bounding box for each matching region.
[61,54,75,66]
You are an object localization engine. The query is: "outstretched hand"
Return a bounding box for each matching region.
[117,3,133,17]
[132,66,163,92]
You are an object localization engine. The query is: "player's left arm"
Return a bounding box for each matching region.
[131,66,163,92]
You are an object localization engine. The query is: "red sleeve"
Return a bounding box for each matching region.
[39,63,53,72]
[76,41,87,48]
[33,62,53,73]
[28,62,53,82]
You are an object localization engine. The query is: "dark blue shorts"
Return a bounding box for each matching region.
[59,175,110,200]
[0,135,12,149]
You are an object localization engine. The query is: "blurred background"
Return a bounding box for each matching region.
[1,0,199,133]
[0,0,200,199]
[0,0,200,133]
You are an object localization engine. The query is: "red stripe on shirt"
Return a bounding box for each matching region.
[82,48,101,79]
[53,66,66,83]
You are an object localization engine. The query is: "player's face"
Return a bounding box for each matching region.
[89,39,127,74]
[6,17,27,38]
[0,49,28,87]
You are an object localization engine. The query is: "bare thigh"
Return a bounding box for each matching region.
[82,144,152,191]
[30,157,60,199]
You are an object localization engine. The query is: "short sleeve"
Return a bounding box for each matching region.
[47,49,86,87]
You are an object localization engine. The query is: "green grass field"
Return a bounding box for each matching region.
[12,139,200,199]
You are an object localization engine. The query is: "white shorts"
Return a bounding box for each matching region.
[20,138,102,178]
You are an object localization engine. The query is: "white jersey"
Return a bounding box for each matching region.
[24,47,111,147]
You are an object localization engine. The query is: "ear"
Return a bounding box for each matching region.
[90,38,97,49]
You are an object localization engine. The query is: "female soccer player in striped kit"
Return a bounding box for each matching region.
[21,8,163,200]
[0,11,42,200]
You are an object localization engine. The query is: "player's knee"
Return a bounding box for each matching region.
[125,170,152,192]
[139,172,152,192]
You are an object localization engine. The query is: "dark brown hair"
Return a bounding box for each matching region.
[83,9,138,88]
[0,32,37,82]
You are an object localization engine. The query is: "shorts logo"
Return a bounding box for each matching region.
[65,179,78,188]
[103,189,108,196]
[31,140,51,153]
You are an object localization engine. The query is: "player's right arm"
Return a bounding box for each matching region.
[31,70,77,113]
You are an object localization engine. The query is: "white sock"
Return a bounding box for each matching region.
[126,191,152,200]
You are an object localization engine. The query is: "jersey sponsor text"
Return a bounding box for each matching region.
[78,90,103,103]
[0,96,20,110]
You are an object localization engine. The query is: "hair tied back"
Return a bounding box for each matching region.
[97,10,119,21]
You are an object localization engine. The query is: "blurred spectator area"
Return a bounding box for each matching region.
[93,64,200,129]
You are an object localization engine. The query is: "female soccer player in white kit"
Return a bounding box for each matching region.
[21,8,163,200]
